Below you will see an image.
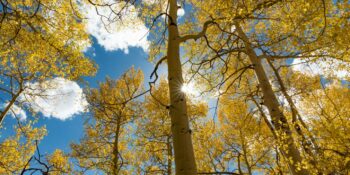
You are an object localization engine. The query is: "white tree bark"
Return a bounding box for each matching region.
[166,0,197,174]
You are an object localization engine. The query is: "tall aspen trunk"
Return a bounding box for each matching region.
[235,23,309,175]
[166,0,197,174]
[266,59,319,159]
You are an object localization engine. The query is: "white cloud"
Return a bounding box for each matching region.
[78,39,93,53]
[177,8,185,17]
[82,2,149,53]
[20,78,88,120]
[291,58,350,79]
[2,103,27,121]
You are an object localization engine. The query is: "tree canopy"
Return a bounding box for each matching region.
[0,0,350,174]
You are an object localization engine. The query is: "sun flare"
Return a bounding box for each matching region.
[181,82,199,96]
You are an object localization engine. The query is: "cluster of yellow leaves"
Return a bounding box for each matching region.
[0,0,96,83]
[297,83,350,173]
[193,95,277,174]
[47,149,72,175]
[0,123,46,174]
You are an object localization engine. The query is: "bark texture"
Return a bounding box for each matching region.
[166,0,197,174]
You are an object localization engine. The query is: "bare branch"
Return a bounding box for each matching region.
[179,20,216,42]
[150,56,167,84]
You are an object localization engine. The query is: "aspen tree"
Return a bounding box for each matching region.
[165,0,197,173]
[84,0,216,173]
[71,68,143,174]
